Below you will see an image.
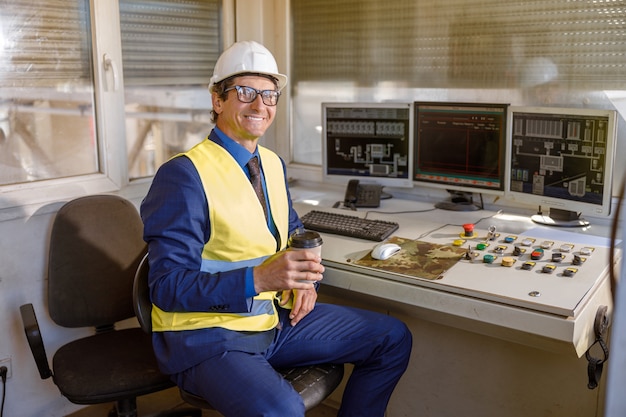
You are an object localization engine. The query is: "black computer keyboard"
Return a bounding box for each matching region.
[300,210,399,241]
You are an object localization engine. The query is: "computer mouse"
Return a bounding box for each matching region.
[371,242,401,260]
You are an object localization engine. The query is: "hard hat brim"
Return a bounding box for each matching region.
[209,70,288,92]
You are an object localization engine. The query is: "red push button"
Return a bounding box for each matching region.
[462,223,474,237]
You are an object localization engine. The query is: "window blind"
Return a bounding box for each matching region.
[119,0,221,86]
[291,0,626,89]
[0,0,91,88]
[0,0,222,88]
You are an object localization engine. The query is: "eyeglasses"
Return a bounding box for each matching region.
[224,85,281,106]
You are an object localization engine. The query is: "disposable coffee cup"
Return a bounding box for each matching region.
[288,230,323,284]
[288,230,323,257]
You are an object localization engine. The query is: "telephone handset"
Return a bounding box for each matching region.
[343,179,382,209]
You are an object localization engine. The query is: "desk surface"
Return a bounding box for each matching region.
[290,182,620,356]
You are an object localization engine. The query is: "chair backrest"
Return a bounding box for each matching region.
[133,253,153,333]
[48,195,147,328]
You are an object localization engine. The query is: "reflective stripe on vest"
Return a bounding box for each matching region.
[151,290,279,332]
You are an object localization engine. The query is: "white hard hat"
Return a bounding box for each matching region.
[209,41,288,91]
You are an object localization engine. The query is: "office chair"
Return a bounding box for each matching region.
[133,253,346,413]
[20,194,200,417]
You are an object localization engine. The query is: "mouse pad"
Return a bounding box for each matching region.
[352,236,467,280]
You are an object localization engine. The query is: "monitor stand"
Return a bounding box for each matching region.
[435,191,482,211]
[531,207,589,227]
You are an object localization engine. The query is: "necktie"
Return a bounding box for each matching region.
[247,156,268,221]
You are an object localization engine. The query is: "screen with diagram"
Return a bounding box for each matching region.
[322,102,413,188]
[506,106,617,226]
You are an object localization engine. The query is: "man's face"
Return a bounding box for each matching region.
[212,75,278,149]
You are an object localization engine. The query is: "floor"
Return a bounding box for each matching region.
[65,386,338,417]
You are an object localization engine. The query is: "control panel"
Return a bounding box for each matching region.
[357,224,614,317]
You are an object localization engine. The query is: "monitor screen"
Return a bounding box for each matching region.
[413,102,508,210]
[506,106,617,227]
[322,102,413,188]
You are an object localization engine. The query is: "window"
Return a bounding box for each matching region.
[119,0,222,179]
[0,1,98,186]
[0,0,223,212]
[289,0,626,168]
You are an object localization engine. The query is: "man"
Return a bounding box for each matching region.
[141,40,412,417]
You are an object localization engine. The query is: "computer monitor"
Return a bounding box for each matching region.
[412,102,508,211]
[506,106,617,227]
[322,102,414,189]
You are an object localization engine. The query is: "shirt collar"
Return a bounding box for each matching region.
[212,127,259,168]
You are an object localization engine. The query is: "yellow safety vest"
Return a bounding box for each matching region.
[152,140,290,332]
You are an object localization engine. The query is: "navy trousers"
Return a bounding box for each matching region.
[175,302,412,417]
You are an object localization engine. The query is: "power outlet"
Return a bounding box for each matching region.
[0,357,12,379]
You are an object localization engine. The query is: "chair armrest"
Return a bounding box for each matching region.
[20,303,53,379]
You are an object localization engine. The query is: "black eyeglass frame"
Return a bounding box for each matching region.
[224,85,281,106]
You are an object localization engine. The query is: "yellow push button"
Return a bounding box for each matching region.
[501,257,515,267]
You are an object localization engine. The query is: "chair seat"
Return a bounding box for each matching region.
[52,328,174,404]
[179,363,344,411]
[279,364,345,411]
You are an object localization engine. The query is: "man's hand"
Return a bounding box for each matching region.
[279,288,318,326]
[253,249,324,294]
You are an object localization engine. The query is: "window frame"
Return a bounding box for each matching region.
[0,0,131,218]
